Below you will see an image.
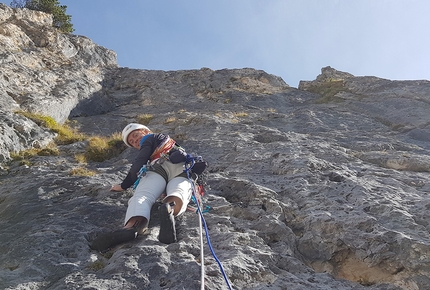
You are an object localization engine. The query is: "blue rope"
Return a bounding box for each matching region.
[185,155,233,290]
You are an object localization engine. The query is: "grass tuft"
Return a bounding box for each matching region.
[70,167,97,176]
[10,143,59,165]
[164,116,176,124]
[136,114,154,125]
[12,111,127,166]
[84,133,125,162]
[16,111,87,145]
[233,111,249,118]
[305,79,347,103]
[87,260,105,271]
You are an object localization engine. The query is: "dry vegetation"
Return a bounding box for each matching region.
[11,112,126,167]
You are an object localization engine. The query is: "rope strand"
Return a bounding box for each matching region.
[198,208,205,290]
[185,155,233,290]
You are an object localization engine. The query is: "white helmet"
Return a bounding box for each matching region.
[122,123,150,147]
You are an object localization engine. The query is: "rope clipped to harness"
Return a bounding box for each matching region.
[184,154,233,290]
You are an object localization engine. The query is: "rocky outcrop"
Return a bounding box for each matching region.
[0,3,116,162]
[1,4,430,290]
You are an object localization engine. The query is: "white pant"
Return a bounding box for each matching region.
[124,161,193,225]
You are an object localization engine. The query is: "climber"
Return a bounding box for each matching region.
[90,123,204,252]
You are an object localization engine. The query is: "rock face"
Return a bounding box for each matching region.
[0,4,116,163]
[1,4,430,290]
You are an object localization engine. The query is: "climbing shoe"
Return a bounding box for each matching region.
[90,227,137,252]
[158,202,177,244]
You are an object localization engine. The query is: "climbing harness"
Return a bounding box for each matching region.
[149,135,176,162]
[184,154,233,290]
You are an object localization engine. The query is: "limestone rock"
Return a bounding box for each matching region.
[0,4,117,162]
[1,4,430,290]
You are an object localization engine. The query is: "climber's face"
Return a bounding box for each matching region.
[127,129,147,149]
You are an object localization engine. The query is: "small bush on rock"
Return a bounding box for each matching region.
[10,143,59,165]
[136,114,154,125]
[12,112,126,165]
[84,133,125,162]
[10,0,74,33]
[69,167,97,177]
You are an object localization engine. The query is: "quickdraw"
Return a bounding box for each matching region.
[187,183,211,214]
[132,164,148,190]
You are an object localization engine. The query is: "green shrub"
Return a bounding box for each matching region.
[10,0,74,33]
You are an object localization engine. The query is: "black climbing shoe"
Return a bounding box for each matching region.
[90,227,137,252]
[158,202,177,244]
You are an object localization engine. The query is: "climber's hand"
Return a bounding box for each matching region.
[110,184,124,192]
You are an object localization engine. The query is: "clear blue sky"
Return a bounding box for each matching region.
[3,1,430,87]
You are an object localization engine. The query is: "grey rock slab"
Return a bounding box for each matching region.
[0,5,430,290]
